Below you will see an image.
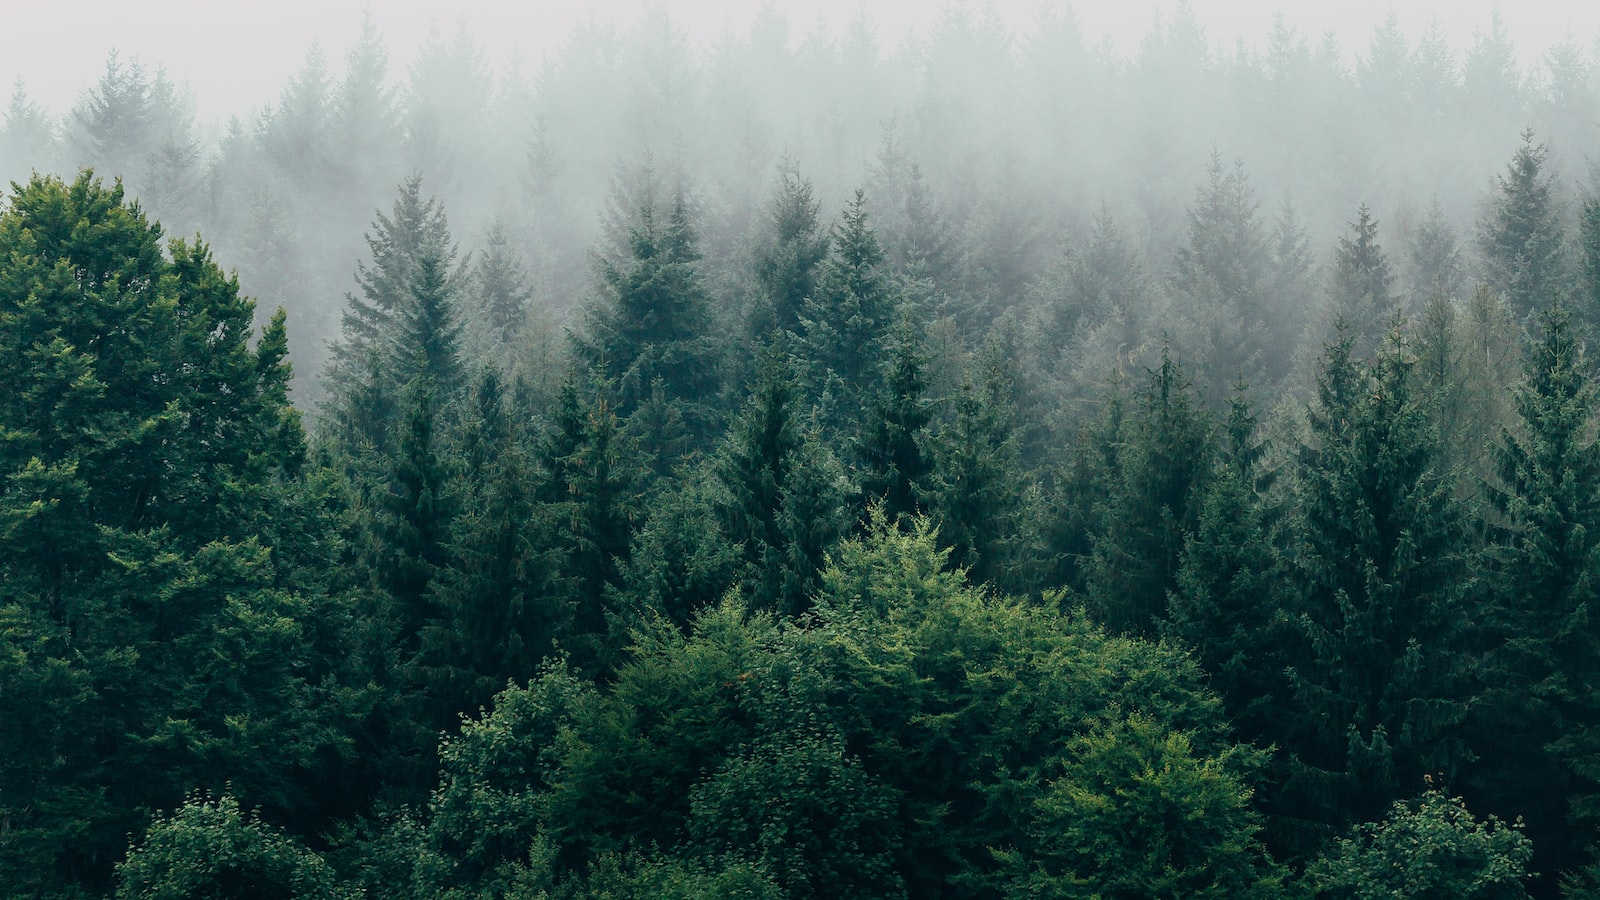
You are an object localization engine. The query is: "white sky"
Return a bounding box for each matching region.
[5,1,1600,122]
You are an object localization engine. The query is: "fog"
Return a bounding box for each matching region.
[3,2,1599,409]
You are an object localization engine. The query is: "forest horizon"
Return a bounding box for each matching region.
[3,4,1600,898]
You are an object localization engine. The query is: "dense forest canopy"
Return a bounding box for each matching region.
[3,5,1600,898]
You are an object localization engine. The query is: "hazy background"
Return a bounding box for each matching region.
[9,1,1600,120]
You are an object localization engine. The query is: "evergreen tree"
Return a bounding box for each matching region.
[1084,345,1214,637]
[573,170,723,444]
[798,189,900,435]
[1471,298,1600,880]
[854,315,936,524]
[1281,323,1471,846]
[930,347,1027,592]
[324,176,464,454]
[715,350,847,614]
[1479,129,1567,321]
[1171,153,1278,398]
[1578,195,1600,334]
[0,172,346,895]
[1165,383,1289,746]
[1410,199,1466,303]
[749,162,830,341]
[1327,204,1396,356]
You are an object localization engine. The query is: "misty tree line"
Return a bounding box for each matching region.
[5,6,1600,899]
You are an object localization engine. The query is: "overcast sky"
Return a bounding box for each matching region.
[6,1,1599,122]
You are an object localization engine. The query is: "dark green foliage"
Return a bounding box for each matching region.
[1084,345,1215,637]
[1309,789,1534,899]
[1281,323,1471,844]
[798,189,901,434]
[536,377,643,674]
[1165,384,1290,745]
[1471,298,1600,879]
[0,172,350,895]
[574,174,723,443]
[749,163,830,340]
[854,316,936,523]
[1479,130,1567,321]
[324,175,466,459]
[930,347,1028,591]
[404,516,1281,899]
[715,350,847,614]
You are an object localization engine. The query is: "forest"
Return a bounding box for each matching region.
[3,5,1600,897]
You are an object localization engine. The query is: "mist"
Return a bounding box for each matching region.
[3,3,1597,408]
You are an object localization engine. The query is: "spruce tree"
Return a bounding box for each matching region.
[1083,345,1214,637]
[574,172,723,444]
[1281,322,1470,846]
[749,163,830,341]
[854,315,936,524]
[1479,129,1567,321]
[798,189,900,436]
[1472,298,1600,879]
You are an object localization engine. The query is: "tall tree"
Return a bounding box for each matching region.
[0,172,346,895]
[1171,153,1278,399]
[1280,323,1471,848]
[1083,345,1214,637]
[748,162,830,341]
[854,315,936,524]
[1478,129,1567,321]
[798,189,901,436]
[1471,298,1600,881]
[1326,204,1396,357]
[715,350,848,615]
[573,167,723,444]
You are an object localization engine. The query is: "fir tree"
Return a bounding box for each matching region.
[1084,345,1214,637]
[1472,298,1600,879]
[1281,322,1471,847]
[1479,129,1567,321]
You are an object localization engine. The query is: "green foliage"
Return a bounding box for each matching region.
[749,163,830,340]
[1478,129,1567,321]
[1309,789,1533,899]
[115,793,357,900]
[1085,345,1214,636]
[0,171,350,894]
[798,189,900,434]
[1470,298,1600,878]
[1282,323,1471,842]
[574,168,723,441]
[930,346,1028,592]
[854,315,936,524]
[716,349,847,614]
[1009,713,1282,899]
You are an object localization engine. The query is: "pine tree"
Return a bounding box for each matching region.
[1281,322,1470,845]
[1171,153,1277,398]
[1084,345,1214,637]
[1578,195,1600,334]
[716,350,847,614]
[931,348,1028,592]
[1327,204,1396,357]
[325,176,465,453]
[798,189,900,436]
[1471,298,1600,879]
[573,171,723,442]
[854,316,935,524]
[749,163,830,341]
[1165,383,1289,746]
[1479,129,1567,321]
